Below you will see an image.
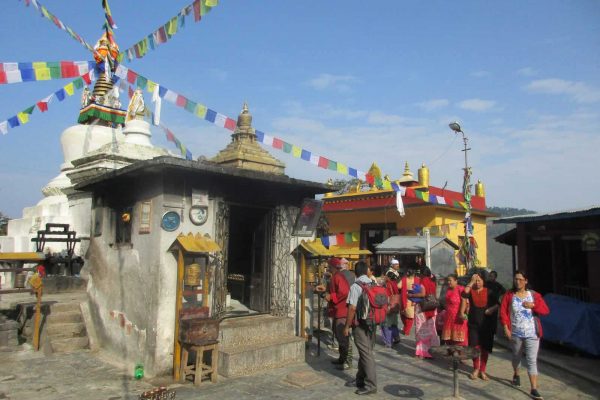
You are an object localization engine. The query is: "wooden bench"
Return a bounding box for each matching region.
[179,340,218,386]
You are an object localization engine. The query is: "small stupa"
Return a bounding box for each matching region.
[211,103,285,175]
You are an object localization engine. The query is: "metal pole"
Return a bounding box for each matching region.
[424,228,431,269]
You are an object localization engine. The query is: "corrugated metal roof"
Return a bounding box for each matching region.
[170,233,221,254]
[493,205,600,224]
[375,236,459,254]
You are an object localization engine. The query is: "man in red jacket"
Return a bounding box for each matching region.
[325,257,351,370]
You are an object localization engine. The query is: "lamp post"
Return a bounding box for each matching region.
[449,122,475,273]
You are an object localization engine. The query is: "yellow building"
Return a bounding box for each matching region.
[321,163,493,276]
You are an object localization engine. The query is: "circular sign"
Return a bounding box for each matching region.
[189,205,208,226]
[161,211,181,232]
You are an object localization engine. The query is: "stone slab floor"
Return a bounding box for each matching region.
[0,335,597,400]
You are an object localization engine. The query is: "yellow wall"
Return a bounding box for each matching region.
[325,205,488,270]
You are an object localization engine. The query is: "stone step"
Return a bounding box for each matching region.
[46,311,82,324]
[51,336,88,353]
[49,302,81,314]
[219,315,294,348]
[45,321,87,338]
[218,335,305,378]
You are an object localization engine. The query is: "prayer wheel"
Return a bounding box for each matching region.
[184,263,201,286]
[306,264,317,283]
[14,273,26,288]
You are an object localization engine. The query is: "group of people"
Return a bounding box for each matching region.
[319,257,550,399]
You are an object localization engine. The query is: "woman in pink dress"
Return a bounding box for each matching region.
[411,266,440,359]
[441,274,468,345]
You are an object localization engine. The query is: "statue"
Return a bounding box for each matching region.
[126,88,146,121]
[81,87,91,108]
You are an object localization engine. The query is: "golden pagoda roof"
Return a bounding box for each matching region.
[211,103,285,175]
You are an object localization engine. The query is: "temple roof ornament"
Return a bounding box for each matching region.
[210,103,285,175]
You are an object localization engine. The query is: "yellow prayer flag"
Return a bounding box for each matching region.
[147,80,156,93]
[167,17,178,36]
[206,0,219,6]
[35,67,52,81]
[382,180,392,190]
[195,104,207,118]
[32,62,47,69]
[64,83,75,96]
[351,232,359,242]
[292,145,302,158]
[336,162,349,175]
[41,6,51,20]
[17,112,29,124]
[422,192,429,202]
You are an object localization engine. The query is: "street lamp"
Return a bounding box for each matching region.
[448,122,475,273]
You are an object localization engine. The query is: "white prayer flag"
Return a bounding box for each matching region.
[262,134,274,146]
[164,90,178,103]
[309,154,320,166]
[329,235,338,246]
[5,70,23,84]
[437,196,446,205]
[214,113,227,128]
[396,190,405,217]
[152,84,161,126]
[0,121,8,135]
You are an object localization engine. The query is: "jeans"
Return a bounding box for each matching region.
[511,336,540,375]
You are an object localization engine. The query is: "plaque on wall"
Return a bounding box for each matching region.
[139,200,152,234]
[161,211,181,232]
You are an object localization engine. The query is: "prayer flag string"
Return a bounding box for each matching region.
[0,61,95,85]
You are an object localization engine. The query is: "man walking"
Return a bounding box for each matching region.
[344,261,377,395]
[325,257,352,370]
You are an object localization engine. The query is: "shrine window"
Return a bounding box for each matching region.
[115,206,133,244]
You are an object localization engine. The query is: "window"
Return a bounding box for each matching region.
[115,206,133,244]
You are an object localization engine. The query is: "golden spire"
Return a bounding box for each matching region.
[237,102,252,128]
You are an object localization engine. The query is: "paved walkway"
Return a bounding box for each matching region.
[1,331,598,400]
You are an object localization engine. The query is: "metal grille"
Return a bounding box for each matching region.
[212,200,230,317]
[270,205,298,317]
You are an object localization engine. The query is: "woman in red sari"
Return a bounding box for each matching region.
[441,274,468,345]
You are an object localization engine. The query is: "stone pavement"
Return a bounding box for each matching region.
[1,333,598,400]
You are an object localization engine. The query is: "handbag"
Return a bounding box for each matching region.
[389,294,401,313]
[420,294,440,312]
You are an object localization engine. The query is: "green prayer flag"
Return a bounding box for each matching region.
[23,105,35,115]
[136,75,148,90]
[73,77,84,89]
[283,142,292,153]
[185,100,197,113]
[344,232,353,243]
[328,160,337,171]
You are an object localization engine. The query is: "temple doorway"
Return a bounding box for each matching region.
[226,204,272,313]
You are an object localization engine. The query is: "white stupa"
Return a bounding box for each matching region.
[0,34,168,256]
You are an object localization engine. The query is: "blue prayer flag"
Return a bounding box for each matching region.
[55,89,66,101]
[7,116,20,128]
[348,167,358,178]
[301,149,311,161]
[205,109,216,123]
[255,130,264,143]
[159,86,167,98]
[20,69,35,82]
[321,236,330,248]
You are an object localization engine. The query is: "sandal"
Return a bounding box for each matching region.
[469,369,479,380]
[512,374,521,386]
[479,372,490,381]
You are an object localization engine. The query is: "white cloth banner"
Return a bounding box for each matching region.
[152,84,161,126]
[396,190,405,217]
[0,121,8,135]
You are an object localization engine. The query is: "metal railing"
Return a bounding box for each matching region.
[560,285,590,303]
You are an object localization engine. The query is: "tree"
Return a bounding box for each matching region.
[0,211,9,236]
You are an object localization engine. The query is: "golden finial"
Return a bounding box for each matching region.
[237,101,252,128]
[475,179,486,197]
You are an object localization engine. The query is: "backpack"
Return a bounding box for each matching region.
[355,282,388,325]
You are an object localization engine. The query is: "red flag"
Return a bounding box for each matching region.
[60,61,76,78]
[157,26,168,44]
[0,71,6,85]
[365,173,375,185]
[272,138,283,149]
[193,0,201,22]
[126,69,137,84]
[224,117,236,131]
[128,86,134,99]
[82,72,92,85]
[318,157,329,169]
[336,233,345,246]
[176,95,187,107]
[36,101,49,112]
[166,129,175,142]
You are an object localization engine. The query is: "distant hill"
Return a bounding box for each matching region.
[485,206,536,286]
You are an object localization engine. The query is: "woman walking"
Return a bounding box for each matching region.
[399,270,418,336]
[381,268,401,347]
[441,274,468,346]
[500,271,550,400]
[411,266,440,359]
[460,272,499,380]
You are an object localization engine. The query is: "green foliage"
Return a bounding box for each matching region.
[0,211,9,236]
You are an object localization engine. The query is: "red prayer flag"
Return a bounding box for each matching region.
[405,188,415,198]
[176,95,187,107]
[365,173,374,185]
[166,129,176,142]
[157,26,168,44]
[126,69,137,84]
[128,86,134,99]
[60,61,76,78]
[318,156,329,169]
[193,0,201,22]
[36,101,49,112]
[224,117,236,131]
[272,138,283,149]
[0,71,6,85]
[82,72,92,85]
[336,233,345,246]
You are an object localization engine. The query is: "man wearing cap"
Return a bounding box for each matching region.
[382,259,401,347]
[325,257,352,370]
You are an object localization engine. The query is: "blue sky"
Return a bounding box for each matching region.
[1,0,599,217]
